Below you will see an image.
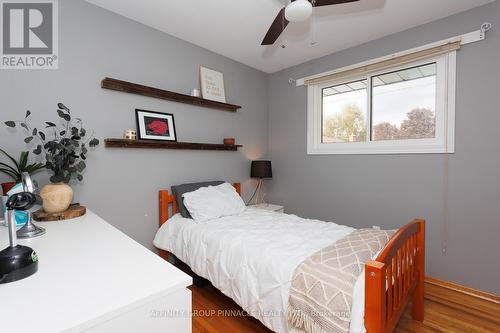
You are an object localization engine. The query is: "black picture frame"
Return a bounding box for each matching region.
[135,109,177,142]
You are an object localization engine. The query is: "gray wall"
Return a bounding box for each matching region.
[0,0,268,248]
[1,0,498,295]
[267,1,500,294]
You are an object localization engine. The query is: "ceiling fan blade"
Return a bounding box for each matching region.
[312,0,359,7]
[261,7,289,45]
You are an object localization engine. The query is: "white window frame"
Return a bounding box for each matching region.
[307,52,456,155]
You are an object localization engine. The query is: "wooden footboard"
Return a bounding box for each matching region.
[365,219,425,333]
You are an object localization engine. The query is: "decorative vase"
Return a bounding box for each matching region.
[223,138,236,145]
[1,182,16,195]
[40,183,73,213]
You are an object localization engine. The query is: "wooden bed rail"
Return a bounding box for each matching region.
[365,219,425,333]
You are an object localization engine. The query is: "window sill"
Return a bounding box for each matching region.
[307,140,454,155]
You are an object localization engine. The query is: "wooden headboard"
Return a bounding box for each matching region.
[159,183,241,227]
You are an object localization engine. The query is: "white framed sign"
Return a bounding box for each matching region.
[199,66,226,103]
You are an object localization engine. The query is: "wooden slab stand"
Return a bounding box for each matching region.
[33,204,86,222]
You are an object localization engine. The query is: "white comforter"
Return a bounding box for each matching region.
[153,208,370,333]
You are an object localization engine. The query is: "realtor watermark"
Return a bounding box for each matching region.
[150,309,351,319]
[1,0,58,69]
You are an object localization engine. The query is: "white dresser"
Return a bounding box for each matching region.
[0,210,192,333]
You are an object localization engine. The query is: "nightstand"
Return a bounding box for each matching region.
[248,203,284,213]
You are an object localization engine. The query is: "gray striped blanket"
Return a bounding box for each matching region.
[287,229,394,333]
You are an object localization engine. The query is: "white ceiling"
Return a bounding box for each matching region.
[86,0,495,73]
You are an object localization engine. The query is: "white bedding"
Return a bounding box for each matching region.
[153,208,370,333]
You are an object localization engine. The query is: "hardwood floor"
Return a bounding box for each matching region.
[191,278,500,333]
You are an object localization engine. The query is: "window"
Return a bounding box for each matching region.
[322,79,367,143]
[307,53,456,154]
[371,63,436,141]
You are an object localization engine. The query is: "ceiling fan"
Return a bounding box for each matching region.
[261,0,360,45]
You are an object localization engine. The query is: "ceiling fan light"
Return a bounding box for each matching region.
[285,0,313,22]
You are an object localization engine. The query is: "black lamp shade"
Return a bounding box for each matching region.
[251,160,272,179]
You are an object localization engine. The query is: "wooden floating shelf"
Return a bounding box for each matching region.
[105,139,242,151]
[101,77,241,112]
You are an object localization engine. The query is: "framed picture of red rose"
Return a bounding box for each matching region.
[135,109,177,142]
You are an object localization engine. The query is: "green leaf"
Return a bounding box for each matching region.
[76,161,86,172]
[0,162,20,179]
[0,148,19,170]
[63,114,71,122]
[20,122,28,131]
[89,138,99,147]
[77,174,83,182]
[33,145,42,155]
[44,141,56,151]
[45,122,56,127]
[4,121,16,128]
[0,162,18,172]
[57,110,66,119]
[19,151,28,170]
[60,130,66,136]
[24,136,34,143]
[25,163,45,174]
[25,110,31,118]
[39,131,46,140]
[58,103,69,112]
[32,128,38,136]
[0,168,17,181]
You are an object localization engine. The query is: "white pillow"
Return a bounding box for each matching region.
[182,182,246,223]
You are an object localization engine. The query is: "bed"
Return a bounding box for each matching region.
[154,183,425,333]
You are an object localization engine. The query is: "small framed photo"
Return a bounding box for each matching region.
[135,109,177,141]
[199,66,226,103]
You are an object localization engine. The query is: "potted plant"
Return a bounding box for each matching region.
[0,149,45,195]
[5,103,99,213]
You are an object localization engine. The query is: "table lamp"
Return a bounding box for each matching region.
[250,160,272,206]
